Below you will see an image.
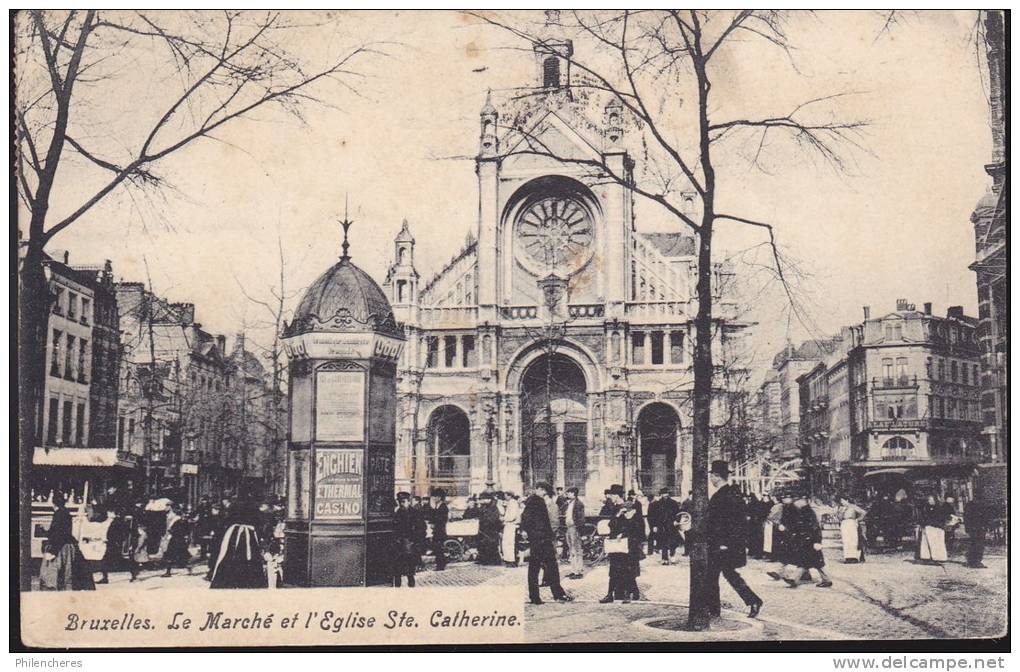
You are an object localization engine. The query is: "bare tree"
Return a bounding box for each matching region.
[14,10,385,588]
[234,235,300,497]
[471,9,866,629]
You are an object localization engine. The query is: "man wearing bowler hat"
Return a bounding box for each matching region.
[429,488,449,571]
[520,482,573,605]
[706,460,763,618]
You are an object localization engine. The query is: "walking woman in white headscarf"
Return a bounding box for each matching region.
[210,498,268,589]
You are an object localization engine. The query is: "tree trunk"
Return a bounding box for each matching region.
[686,218,714,630]
[18,243,50,590]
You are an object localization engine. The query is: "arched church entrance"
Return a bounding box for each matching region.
[426,405,471,496]
[520,353,588,495]
[637,403,679,494]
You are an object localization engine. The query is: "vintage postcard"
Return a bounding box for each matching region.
[13,9,1008,650]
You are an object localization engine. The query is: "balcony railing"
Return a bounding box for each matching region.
[624,301,688,322]
[567,304,604,319]
[873,375,917,389]
[418,306,477,329]
[500,305,538,320]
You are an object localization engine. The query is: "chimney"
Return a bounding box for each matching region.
[234,332,246,354]
[863,306,871,320]
[216,335,226,353]
[947,306,964,320]
[923,302,932,315]
[63,251,70,264]
[896,298,909,311]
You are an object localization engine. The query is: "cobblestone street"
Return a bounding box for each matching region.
[90,546,1007,642]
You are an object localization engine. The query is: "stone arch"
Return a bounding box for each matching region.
[517,352,590,495]
[424,404,472,496]
[636,401,681,494]
[503,337,604,395]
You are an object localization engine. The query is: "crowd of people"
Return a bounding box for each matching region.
[38,474,997,603]
[37,488,286,591]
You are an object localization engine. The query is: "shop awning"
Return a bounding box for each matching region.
[33,447,122,467]
[862,468,911,478]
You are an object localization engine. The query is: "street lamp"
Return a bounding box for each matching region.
[484,400,498,489]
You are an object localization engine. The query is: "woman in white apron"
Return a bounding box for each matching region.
[835,495,867,563]
[500,493,521,566]
[917,496,949,563]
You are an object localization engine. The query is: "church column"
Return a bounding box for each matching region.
[477,94,500,323]
[555,422,565,488]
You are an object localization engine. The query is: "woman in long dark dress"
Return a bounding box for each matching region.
[97,508,131,583]
[600,501,642,603]
[781,495,832,588]
[39,492,95,591]
[209,499,268,589]
[162,504,193,576]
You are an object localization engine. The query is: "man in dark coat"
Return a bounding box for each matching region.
[429,488,450,571]
[646,492,662,556]
[964,493,991,569]
[600,485,624,517]
[393,492,427,587]
[477,492,503,565]
[706,461,763,618]
[520,482,573,605]
[655,488,681,564]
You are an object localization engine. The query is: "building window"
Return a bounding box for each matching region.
[76,403,86,446]
[52,286,64,315]
[961,363,969,385]
[632,332,646,365]
[462,335,476,367]
[47,398,59,444]
[80,297,91,324]
[118,416,126,450]
[464,274,473,304]
[669,331,684,364]
[543,56,560,88]
[881,436,914,461]
[973,364,980,386]
[937,359,945,380]
[444,335,457,368]
[896,357,908,384]
[950,360,958,382]
[50,329,62,377]
[61,400,73,445]
[64,334,75,380]
[396,280,407,303]
[882,358,893,384]
[650,331,665,365]
[78,339,88,383]
[426,336,439,368]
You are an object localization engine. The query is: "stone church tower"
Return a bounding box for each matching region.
[385,14,747,504]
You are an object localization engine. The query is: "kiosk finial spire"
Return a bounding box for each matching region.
[339,194,354,261]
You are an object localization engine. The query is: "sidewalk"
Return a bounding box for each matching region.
[82,546,1007,641]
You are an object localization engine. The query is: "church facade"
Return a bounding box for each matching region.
[384,23,749,501]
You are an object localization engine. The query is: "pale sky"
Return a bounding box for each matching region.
[31,10,994,377]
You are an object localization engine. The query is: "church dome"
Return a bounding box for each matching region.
[284,257,400,337]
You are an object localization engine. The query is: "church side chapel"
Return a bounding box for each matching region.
[384,12,750,504]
